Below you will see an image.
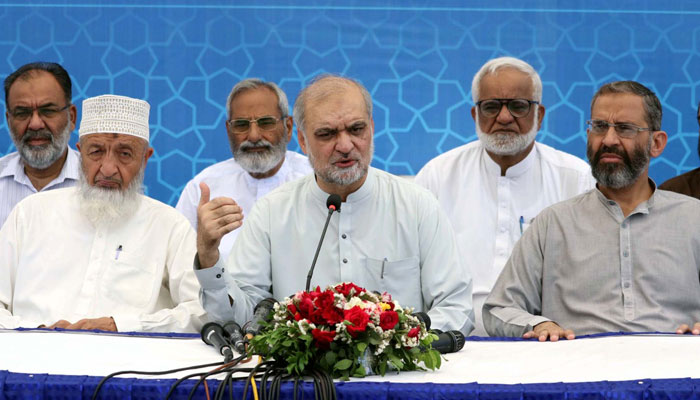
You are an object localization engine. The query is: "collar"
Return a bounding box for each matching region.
[482,141,538,178]
[309,167,375,205]
[0,148,80,188]
[594,178,658,218]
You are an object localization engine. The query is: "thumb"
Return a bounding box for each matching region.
[198,182,211,206]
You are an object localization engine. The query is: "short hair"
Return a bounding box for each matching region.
[226,78,289,120]
[471,57,542,103]
[293,74,372,135]
[4,62,72,106]
[591,81,662,131]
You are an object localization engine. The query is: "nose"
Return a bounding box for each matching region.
[601,124,621,147]
[335,130,354,154]
[27,109,47,131]
[495,103,515,124]
[98,152,119,179]
[247,122,262,142]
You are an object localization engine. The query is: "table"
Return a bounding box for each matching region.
[2,329,700,399]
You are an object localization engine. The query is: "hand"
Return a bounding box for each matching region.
[46,317,117,331]
[196,182,243,268]
[676,322,700,335]
[45,319,72,329]
[523,321,575,342]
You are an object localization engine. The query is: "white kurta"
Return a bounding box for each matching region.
[415,141,594,336]
[175,151,312,260]
[196,167,474,334]
[0,187,207,332]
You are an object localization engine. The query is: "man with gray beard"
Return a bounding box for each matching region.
[483,81,700,340]
[0,62,80,228]
[415,57,594,336]
[176,79,311,261]
[194,74,474,335]
[0,94,206,333]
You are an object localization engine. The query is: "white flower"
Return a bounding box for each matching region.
[344,296,368,310]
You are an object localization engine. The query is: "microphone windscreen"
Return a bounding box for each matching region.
[326,194,342,212]
[413,312,431,330]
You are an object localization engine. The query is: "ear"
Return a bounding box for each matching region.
[536,104,545,130]
[284,116,293,143]
[470,106,477,122]
[69,104,78,131]
[76,141,81,152]
[143,146,155,163]
[650,130,667,158]
[298,128,308,155]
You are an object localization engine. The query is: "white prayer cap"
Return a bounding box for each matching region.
[79,95,150,142]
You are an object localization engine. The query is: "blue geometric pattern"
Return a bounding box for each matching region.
[1,1,699,205]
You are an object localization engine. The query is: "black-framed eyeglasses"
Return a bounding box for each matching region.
[8,104,70,121]
[475,98,539,118]
[586,119,652,139]
[226,116,282,134]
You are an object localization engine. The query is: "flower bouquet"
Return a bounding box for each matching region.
[248,282,441,380]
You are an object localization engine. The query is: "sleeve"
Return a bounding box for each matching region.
[195,199,273,325]
[175,180,200,230]
[482,212,551,337]
[0,205,22,329]
[112,220,207,333]
[417,192,475,335]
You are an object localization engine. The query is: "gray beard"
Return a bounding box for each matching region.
[475,110,538,156]
[78,167,144,227]
[587,137,651,190]
[232,138,287,174]
[307,140,373,186]
[12,122,72,169]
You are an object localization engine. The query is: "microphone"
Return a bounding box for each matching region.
[201,322,234,362]
[305,194,342,291]
[222,321,246,353]
[243,298,277,339]
[413,312,431,329]
[430,329,466,354]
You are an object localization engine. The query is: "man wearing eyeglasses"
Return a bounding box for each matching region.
[484,80,700,340]
[415,57,594,336]
[658,102,700,199]
[176,79,311,261]
[0,62,80,228]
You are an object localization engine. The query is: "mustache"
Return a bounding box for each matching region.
[22,130,54,145]
[591,144,630,164]
[239,140,272,151]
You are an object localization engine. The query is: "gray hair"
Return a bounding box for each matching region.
[226,78,289,120]
[591,81,662,131]
[471,57,543,103]
[293,74,373,136]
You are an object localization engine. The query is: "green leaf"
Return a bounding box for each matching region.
[334,359,353,370]
[356,342,368,353]
[325,351,337,366]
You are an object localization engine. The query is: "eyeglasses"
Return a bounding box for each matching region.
[586,119,652,139]
[475,98,539,118]
[227,116,282,133]
[8,104,70,121]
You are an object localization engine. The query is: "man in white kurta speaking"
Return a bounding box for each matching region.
[175,79,311,261]
[415,57,594,336]
[194,74,474,335]
[0,94,206,332]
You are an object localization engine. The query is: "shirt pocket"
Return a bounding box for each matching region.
[363,256,421,310]
[100,251,157,309]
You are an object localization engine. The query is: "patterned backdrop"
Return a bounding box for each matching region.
[1,1,699,205]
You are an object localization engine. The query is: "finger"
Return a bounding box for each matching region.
[66,319,88,330]
[522,330,536,339]
[203,204,243,219]
[548,331,560,342]
[676,324,690,334]
[538,329,550,342]
[564,329,576,340]
[199,182,211,206]
[49,320,71,329]
[693,322,700,335]
[205,197,238,208]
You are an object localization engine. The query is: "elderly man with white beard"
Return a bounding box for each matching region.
[0,62,80,228]
[0,94,206,332]
[415,57,595,336]
[176,79,311,261]
[194,74,474,335]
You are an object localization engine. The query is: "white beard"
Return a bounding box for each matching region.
[476,109,538,156]
[78,167,144,227]
[12,121,72,169]
[232,137,288,174]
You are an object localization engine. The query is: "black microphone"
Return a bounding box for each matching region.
[222,321,246,353]
[413,312,431,329]
[201,322,234,362]
[305,194,342,291]
[430,329,466,354]
[243,298,277,339]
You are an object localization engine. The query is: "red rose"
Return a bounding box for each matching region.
[321,306,344,325]
[379,310,399,330]
[298,296,315,319]
[407,327,420,338]
[344,306,370,337]
[335,283,366,297]
[311,328,336,349]
[315,291,335,309]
